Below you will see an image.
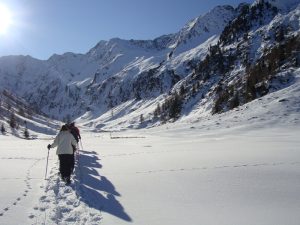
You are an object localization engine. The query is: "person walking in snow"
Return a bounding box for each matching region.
[69,122,81,143]
[68,122,81,173]
[47,125,77,184]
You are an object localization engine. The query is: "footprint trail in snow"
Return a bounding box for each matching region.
[29,161,102,225]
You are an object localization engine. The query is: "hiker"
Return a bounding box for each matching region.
[69,122,81,143]
[68,122,81,173]
[47,125,77,184]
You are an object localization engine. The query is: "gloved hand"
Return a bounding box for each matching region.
[47,144,51,150]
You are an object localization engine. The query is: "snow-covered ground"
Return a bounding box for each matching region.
[0,109,299,225]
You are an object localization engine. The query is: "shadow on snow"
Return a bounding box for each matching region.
[74,150,132,222]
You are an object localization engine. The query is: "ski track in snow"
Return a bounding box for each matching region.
[29,153,103,225]
[0,158,42,217]
[0,157,44,160]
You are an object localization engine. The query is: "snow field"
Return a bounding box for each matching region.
[0,136,53,224]
[81,126,300,225]
[0,121,300,225]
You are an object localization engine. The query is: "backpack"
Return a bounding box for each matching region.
[70,127,80,142]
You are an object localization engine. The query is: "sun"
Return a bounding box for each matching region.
[0,4,12,35]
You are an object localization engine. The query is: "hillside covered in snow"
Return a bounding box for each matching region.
[0,0,300,134]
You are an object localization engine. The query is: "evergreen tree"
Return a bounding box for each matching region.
[275,26,285,42]
[9,113,17,129]
[179,85,186,96]
[169,92,182,120]
[111,109,114,118]
[135,91,141,100]
[140,114,144,124]
[153,103,161,118]
[1,124,6,134]
[24,128,30,139]
[18,107,25,117]
[192,84,197,95]
[229,93,240,110]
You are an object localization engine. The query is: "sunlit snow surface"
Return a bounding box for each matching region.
[0,79,299,224]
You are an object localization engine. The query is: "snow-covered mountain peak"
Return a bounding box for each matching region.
[88,36,175,59]
[170,5,236,55]
[48,52,83,61]
[55,4,238,64]
[87,38,124,59]
[181,5,235,35]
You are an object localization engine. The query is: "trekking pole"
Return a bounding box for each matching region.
[45,147,50,180]
[76,145,80,162]
[76,140,81,165]
[79,139,83,150]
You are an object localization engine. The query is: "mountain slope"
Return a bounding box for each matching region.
[0,0,299,132]
[0,89,59,137]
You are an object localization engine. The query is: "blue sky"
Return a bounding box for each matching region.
[0,0,252,60]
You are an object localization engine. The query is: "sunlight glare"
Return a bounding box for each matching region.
[0,4,12,35]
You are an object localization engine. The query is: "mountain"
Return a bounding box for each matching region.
[168,5,237,56]
[0,89,59,138]
[0,0,299,133]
